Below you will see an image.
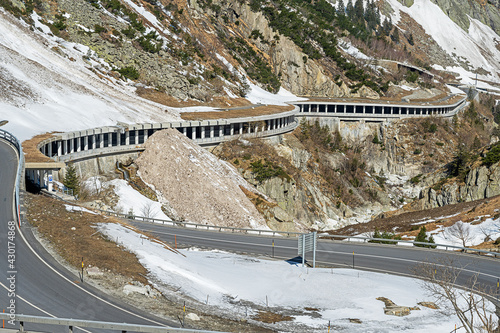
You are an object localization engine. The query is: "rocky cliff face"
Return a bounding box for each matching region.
[417,161,500,209]
[430,0,500,35]
[213,116,465,231]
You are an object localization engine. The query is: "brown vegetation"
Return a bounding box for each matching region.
[25,193,149,284]
[136,87,252,108]
[252,310,293,324]
[22,132,59,162]
[181,104,295,120]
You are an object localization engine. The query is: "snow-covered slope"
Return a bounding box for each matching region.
[0,9,180,141]
[386,0,500,89]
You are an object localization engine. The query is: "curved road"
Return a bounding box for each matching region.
[129,221,500,298]
[0,140,179,332]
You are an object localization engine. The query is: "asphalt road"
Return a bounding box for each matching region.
[0,141,177,333]
[129,221,500,296]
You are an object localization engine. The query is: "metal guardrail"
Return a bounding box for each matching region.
[0,313,224,333]
[41,189,500,257]
[319,234,500,258]
[0,129,24,225]
[93,205,499,258]
[95,208,303,237]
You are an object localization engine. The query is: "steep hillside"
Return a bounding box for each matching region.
[1,0,499,141]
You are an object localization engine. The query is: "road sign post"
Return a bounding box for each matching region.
[298,232,317,268]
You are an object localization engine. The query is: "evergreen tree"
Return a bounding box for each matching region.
[414,226,436,248]
[382,17,393,36]
[354,0,364,23]
[346,0,354,17]
[415,226,428,243]
[408,33,414,45]
[63,163,80,196]
[391,28,399,43]
[336,0,345,15]
[448,144,472,181]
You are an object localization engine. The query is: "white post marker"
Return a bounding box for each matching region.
[47,171,53,192]
[298,232,317,268]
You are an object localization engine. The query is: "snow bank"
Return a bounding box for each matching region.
[64,204,97,215]
[104,179,170,220]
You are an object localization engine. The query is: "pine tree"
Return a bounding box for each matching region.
[414,226,436,248]
[415,226,428,244]
[391,28,400,43]
[346,0,354,17]
[354,0,364,23]
[337,0,345,15]
[408,33,414,45]
[63,163,80,196]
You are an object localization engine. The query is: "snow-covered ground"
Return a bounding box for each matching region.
[245,83,307,105]
[430,217,500,248]
[82,177,170,220]
[386,0,500,89]
[99,222,493,332]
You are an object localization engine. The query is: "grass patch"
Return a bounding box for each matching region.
[252,310,293,324]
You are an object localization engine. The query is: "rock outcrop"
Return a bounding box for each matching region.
[418,161,500,210]
[135,129,268,229]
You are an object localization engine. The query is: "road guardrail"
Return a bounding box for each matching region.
[318,234,500,258]
[0,129,24,226]
[41,189,500,258]
[0,313,225,333]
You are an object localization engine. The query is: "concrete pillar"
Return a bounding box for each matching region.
[182,127,187,137]
[363,105,366,114]
[100,134,104,148]
[210,126,214,138]
[201,126,205,139]
[69,139,74,154]
[239,125,243,135]
[84,136,88,151]
[76,137,81,152]
[230,124,234,136]
[57,141,62,156]
[47,170,53,191]
[47,142,52,157]
[191,127,196,140]
[125,131,130,145]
